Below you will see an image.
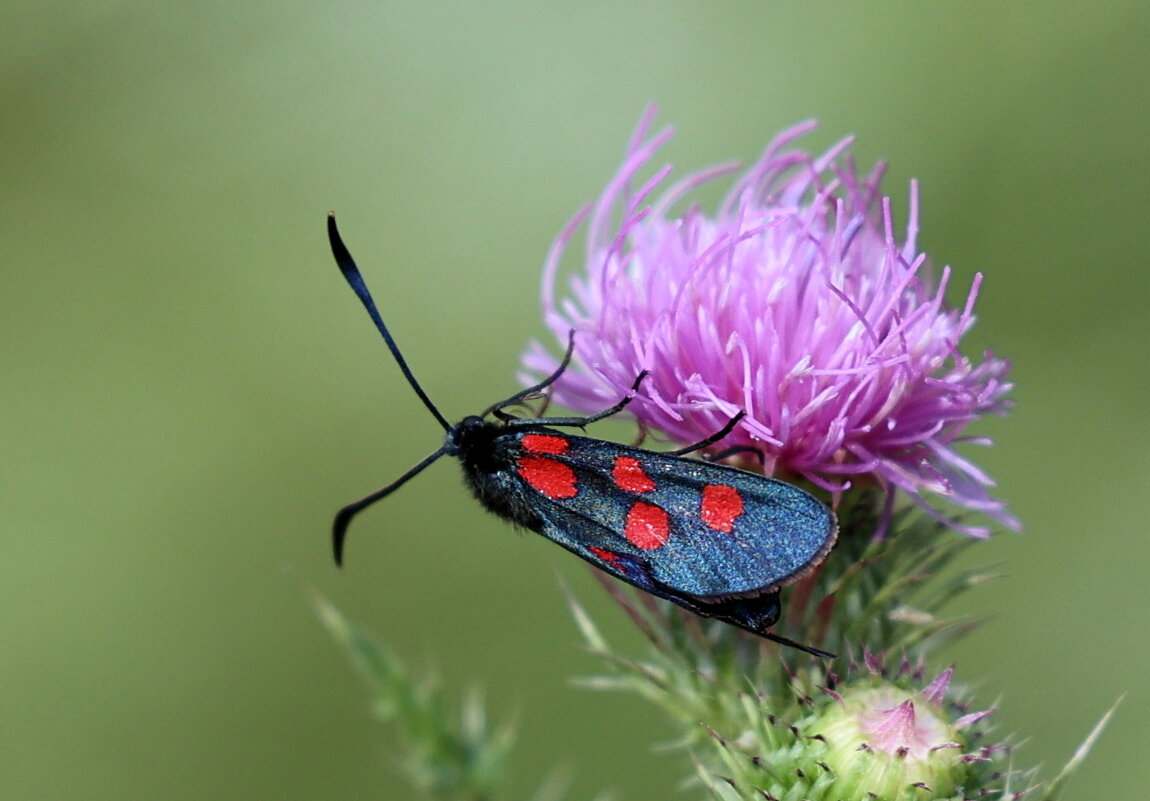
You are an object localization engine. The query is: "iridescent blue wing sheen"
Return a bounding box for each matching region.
[510,429,837,601]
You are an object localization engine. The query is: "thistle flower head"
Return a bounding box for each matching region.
[522,108,1017,535]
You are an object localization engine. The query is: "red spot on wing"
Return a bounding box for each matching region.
[587,546,622,566]
[517,456,578,498]
[612,456,655,493]
[521,433,569,454]
[700,484,744,532]
[624,501,670,549]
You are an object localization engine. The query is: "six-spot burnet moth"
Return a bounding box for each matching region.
[327,213,838,657]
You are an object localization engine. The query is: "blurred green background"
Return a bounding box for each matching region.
[4,1,1147,798]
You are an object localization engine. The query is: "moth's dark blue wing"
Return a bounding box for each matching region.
[511,430,837,600]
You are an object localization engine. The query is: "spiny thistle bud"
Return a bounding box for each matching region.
[811,665,1001,801]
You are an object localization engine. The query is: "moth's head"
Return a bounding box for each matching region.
[445,414,499,457]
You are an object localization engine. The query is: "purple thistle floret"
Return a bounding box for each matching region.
[521,108,1017,536]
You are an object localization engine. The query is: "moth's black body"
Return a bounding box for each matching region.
[448,415,544,527]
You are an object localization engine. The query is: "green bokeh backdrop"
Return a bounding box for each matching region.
[4,2,1147,799]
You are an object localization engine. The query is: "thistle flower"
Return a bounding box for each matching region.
[522,108,1016,535]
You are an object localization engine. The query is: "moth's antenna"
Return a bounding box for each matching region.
[333,446,450,566]
[327,213,452,432]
